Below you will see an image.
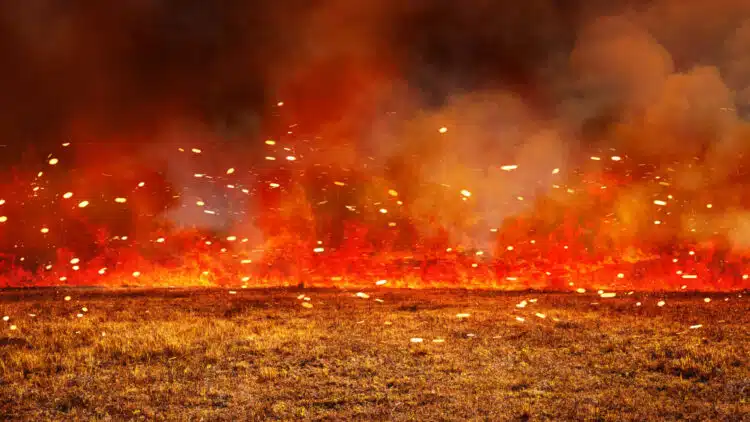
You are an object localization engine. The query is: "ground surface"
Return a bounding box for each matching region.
[0,287,747,421]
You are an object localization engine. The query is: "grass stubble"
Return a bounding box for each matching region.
[0,288,747,421]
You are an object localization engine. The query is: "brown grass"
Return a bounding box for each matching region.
[0,288,747,421]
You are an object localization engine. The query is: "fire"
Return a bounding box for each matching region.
[0,108,747,293]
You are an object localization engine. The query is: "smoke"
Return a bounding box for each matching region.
[3,0,750,254]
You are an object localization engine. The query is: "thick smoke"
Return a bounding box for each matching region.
[3,0,750,257]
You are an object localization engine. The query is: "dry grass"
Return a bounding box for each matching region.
[0,288,747,421]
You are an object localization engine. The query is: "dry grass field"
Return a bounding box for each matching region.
[0,287,747,421]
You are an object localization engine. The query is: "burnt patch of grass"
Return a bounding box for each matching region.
[53,392,86,413]
[0,337,32,348]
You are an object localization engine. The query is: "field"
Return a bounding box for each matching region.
[0,288,747,421]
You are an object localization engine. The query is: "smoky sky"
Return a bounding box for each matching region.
[1,0,749,158]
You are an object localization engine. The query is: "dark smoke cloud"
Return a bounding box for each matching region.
[0,2,638,148]
[1,1,749,163]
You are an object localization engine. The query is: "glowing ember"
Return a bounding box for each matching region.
[0,92,745,295]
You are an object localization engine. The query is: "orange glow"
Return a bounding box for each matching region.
[0,116,747,293]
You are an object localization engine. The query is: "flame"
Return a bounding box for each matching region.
[0,110,748,292]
